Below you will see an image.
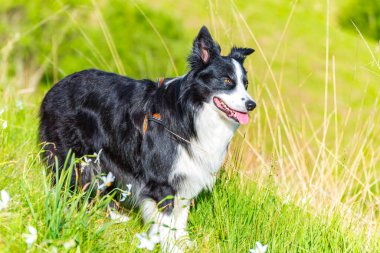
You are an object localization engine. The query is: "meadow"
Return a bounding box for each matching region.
[0,0,379,252]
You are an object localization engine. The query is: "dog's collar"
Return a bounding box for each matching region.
[142,113,189,143]
[142,113,207,153]
[141,107,208,153]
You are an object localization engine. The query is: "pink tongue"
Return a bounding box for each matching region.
[236,111,249,125]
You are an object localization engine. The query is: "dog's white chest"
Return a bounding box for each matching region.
[171,104,237,198]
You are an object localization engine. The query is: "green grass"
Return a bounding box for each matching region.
[0,102,378,251]
[1,0,380,252]
[192,171,376,252]
[339,0,380,41]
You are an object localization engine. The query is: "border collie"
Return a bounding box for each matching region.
[39,26,255,252]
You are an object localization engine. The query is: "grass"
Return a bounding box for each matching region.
[1,0,380,252]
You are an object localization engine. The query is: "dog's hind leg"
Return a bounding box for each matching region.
[107,202,130,223]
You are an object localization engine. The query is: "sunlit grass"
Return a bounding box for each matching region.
[1,0,380,252]
[226,0,380,233]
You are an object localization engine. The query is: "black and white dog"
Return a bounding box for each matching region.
[39,26,255,251]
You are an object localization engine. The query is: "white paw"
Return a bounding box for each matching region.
[136,232,158,251]
[177,238,197,251]
[161,243,184,253]
[176,230,197,249]
[109,209,130,223]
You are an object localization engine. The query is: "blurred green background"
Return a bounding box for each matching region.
[340,0,380,40]
[1,0,379,88]
[0,0,190,86]
[1,0,379,115]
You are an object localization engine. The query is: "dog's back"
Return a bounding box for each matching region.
[39,69,154,185]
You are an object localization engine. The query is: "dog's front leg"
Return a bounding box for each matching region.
[141,197,192,252]
[141,198,179,252]
[172,197,191,244]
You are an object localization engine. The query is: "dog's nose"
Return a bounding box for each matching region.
[245,100,256,111]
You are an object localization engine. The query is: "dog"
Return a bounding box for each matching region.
[39,26,255,252]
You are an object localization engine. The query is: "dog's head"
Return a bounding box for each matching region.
[187,26,255,125]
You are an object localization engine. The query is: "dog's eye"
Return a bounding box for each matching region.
[224,78,233,85]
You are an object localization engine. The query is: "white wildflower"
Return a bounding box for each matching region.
[120,184,132,202]
[50,246,58,253]
[93,149,103,165]
[98,172,115,191]
[0,108,4,116]
[109,209,130,223]
[16,100,24,110]
[282,195,290,205]
[250,241,268,253]
[0,190,10,211]
[23,226,37,248]
[136,232,158,251]
[81,156,92,167]
[2,120,7,130]
[63,239,76,249]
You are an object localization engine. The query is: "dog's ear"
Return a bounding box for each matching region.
[229,47,255,64]
[188,26,221,69]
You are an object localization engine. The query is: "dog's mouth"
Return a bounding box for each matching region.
[213,97,249,125]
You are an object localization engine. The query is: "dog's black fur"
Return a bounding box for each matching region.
[39,26,254,219]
